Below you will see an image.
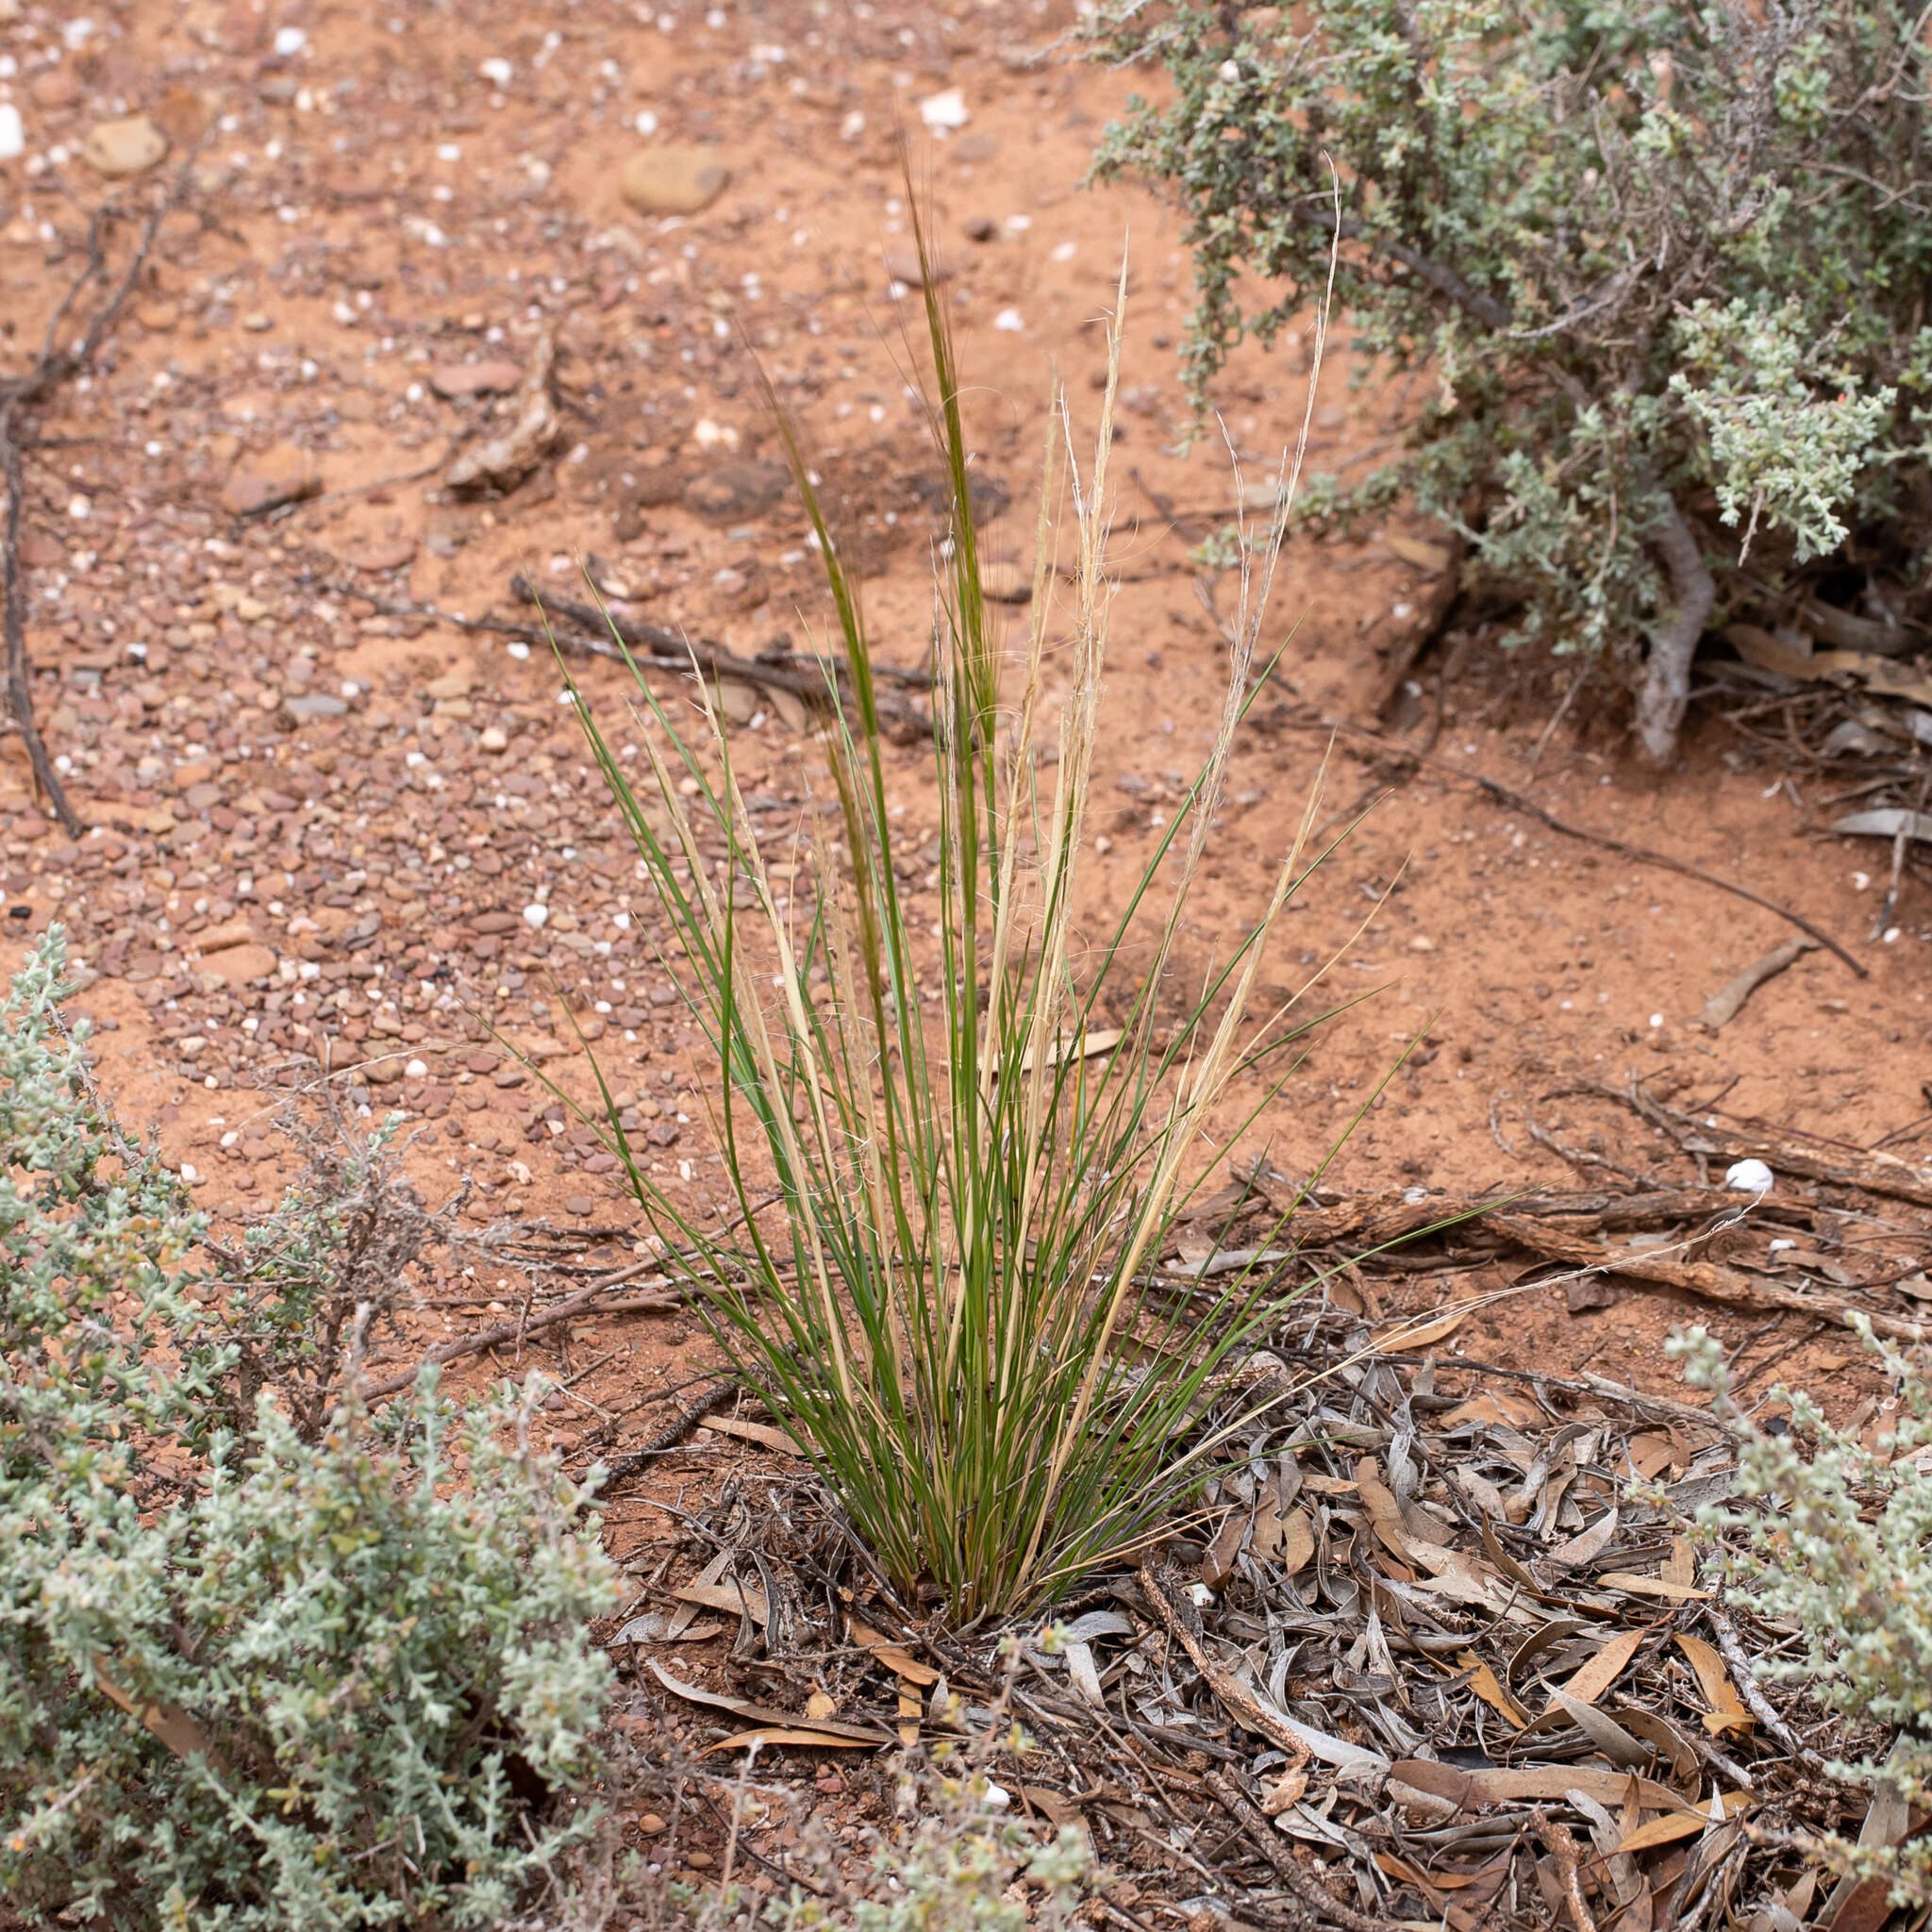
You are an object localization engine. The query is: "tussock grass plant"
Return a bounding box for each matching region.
[568,249,1367,1622]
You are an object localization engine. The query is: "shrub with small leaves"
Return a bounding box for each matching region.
[0,930,619,1931]
[1086,0,1932,764]
[1674,1321,1932,1907]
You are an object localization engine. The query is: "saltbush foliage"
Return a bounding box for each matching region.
[0,931,617,1930]
[1087,0,1932,761]
[1676,1323,1932,1906]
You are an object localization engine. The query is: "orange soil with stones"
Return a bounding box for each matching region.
[1,0,1923,1579]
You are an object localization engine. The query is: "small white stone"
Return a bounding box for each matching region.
[523,903,550,929]
[635,108,658,135]
[1725,1158,1774,1195]
[479,56,514,87]
[0,106,24,164]
[406,1058,429,1078]
[274,25,307,56]
[980,1781,1011,1811]
[919,88,969,132]
[993,307,1024,332]
[1188,1581,1215,1607]
[436,142,461,160]
[179,1163,200,1183]
[480,725,509,752]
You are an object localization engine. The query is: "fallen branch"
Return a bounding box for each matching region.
[509,576,934,734]
[3,159,196,836]
[1488,1213,1926,1341]
[356,1265,680,1403]
[1138,1557,1312,1767]
[1586,1081,1932,1211]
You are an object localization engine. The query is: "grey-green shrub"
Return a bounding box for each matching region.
[0,930,618,1930]
[1674,1322,1932,1907]
[1086,0,1932,762]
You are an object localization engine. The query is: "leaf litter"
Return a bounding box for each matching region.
[584,1088,1928,1929]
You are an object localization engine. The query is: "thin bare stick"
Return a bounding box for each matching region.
[2,150,201,837]
[1300,717,1866,976]
[353,1268,681,1403]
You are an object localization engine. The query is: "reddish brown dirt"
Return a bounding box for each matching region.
[2,0,1919,1569]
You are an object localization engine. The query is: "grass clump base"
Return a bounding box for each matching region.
[570,254,1356,1624]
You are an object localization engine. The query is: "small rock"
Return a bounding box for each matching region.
[684,1853,714,1872]
[405,1058,429,1078]
[346,537,417,572]
[635,1814,668,1838]
[619,145,729,216]
[993,307,1026,333]
[523,903,549,928]
[919,88,969,132]
[31,68,79,110]
[1725,1158,1774,1195]
[480,725,509,752]
[273,25,308,56]
[222,442,319,517]
[478,56,514,87]
[681,459,788,523]
[429,358,525,398]
[200,942,277,987]
[566,1195,593,1217]
[283,692,348,720]
[884,250,949,290]
[980,558,1031,604]
[137,300,180,332]
[0,106,23,164]
[81,113,169,178]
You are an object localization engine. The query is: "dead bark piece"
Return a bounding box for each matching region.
[1696,937,1819,1030]
[446,329,558,492]
[1532,1808,1601,1932]
[1632,494,1716,768]
[1800,597,1915,658]
[1488,1214,1926,1342]
[1601,1086,1932,1210]
[1365,529,1464,718]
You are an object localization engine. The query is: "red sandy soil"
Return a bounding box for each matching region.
[1,0,1921,1554]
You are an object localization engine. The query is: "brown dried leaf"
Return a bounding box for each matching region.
[702,1726,880,1755]
[673,1577,773,1624]
[1558,1625,1649,1707]
[1458,1650,1532,1729]
[847,1615,941,1687]
[1675,1634,1756,1736]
